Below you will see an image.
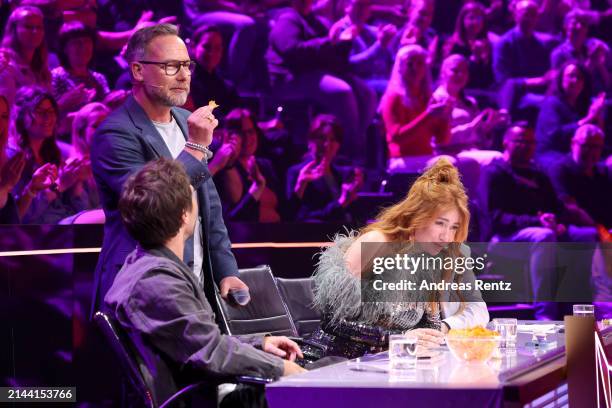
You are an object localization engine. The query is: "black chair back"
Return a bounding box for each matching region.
[215,266,297,337]
[94,311,190,408]
[275,277,321,337]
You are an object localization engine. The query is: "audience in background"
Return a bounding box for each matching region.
[549,124,611,228]
[467,36,496,94]
[52,22,110,120]
[432,54,506,157]
[267,0,377,164]
[8,87,87,224]
[431,53,506,195]
[0,0,608,263]
[380,44,450,172]
[188,25,239,118]
[535,61,605,167]
[551,9,611,94]
[393,0,438,62]
[480,123,598,320]
[287,114,363,222]
[493,0,556,119]
[0,6,52,107]
[443,2,498,59]
[183,0,257,87]
[68,102,111,211]
[0,95,24,223]
[212,108,282,222]
[332,0,396,95]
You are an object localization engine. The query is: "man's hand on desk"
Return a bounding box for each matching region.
[263,336,303,361]
[263,336,307,375]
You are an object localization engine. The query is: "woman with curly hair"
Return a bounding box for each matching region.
[311,158,489,358]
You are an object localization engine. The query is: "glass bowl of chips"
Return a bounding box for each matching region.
[446,326,501,363]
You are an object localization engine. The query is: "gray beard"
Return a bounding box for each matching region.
[148,85,189,107]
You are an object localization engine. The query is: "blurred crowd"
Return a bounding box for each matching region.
[0,0,610,245]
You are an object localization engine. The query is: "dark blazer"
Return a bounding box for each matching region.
[90,95,239,316]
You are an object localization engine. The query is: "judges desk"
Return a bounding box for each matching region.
[267,322,570,408]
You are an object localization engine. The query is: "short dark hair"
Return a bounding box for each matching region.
[119,158,193,249]
[125,23,179,63]
[307,114,344,144]
[58,21,96,68]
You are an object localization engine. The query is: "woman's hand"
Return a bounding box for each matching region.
[247,157,266,200]
[377,24,397,48]
[294,160,325,200]
[27,163,58,196]
[208,135,240,175]
[405,328,445,350]
[58,157,89,192]
[339,168,364,208]
[58,84,96,113]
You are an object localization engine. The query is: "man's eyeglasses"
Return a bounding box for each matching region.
[138,60,196,76]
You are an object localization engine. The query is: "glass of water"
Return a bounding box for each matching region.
[493,318,518,353]
[573,304,594,317]
[389,333,418,370]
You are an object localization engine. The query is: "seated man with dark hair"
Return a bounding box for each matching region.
[480,123,598,320]
[549,124,612,229]
[104,158,305,407]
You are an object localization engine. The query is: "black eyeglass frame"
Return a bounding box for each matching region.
[137,60,196,76]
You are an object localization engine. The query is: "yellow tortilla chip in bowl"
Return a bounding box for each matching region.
[446,326,500,363]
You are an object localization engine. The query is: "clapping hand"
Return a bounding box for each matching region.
[294,160,326,199]
[27,163,58,197]
[58,84,96,112]
[377,24,397,48]
[58,157,89,192]
[339,167,364,208]
[297,160,325,185]
[210,134,240,171]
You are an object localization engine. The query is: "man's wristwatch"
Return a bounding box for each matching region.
[185,141,213,161]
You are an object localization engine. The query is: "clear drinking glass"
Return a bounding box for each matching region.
[493,318,518,353]
[389,333,418,370]
[573,304,594,317]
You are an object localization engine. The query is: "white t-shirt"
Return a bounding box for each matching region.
[153,117,204,284]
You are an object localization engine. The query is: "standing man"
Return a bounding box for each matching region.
[90,24,247,315]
